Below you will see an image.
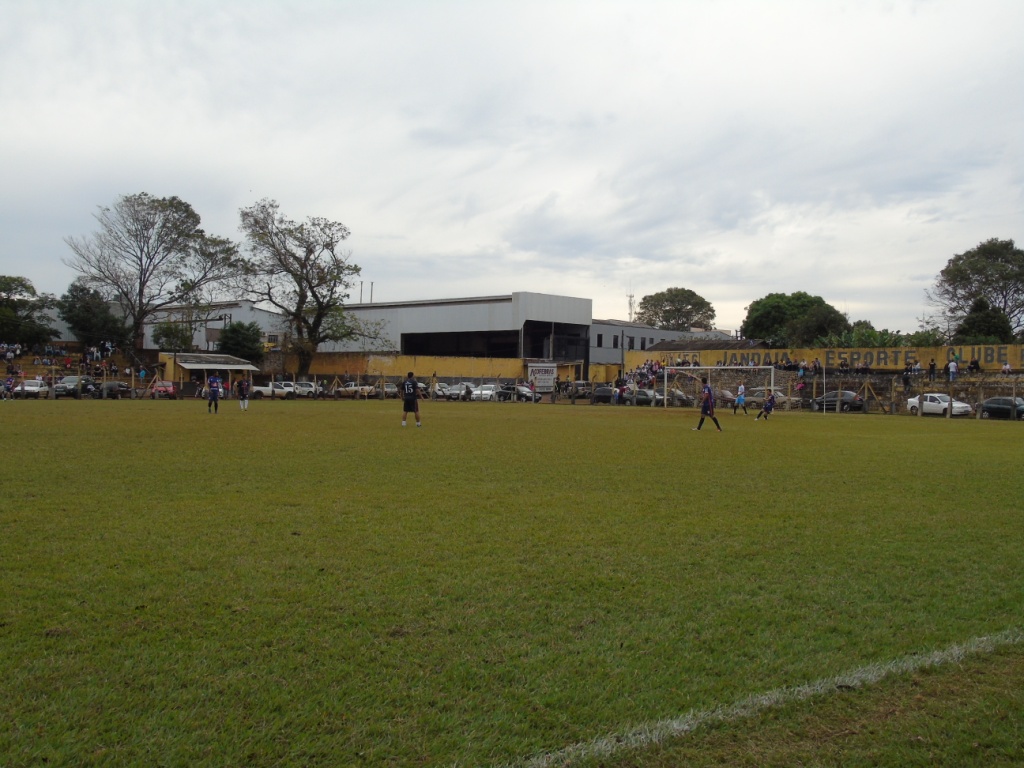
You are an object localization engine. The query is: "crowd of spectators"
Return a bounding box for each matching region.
[620,359,666,388]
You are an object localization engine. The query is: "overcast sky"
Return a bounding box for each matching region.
[2,0,1022,333]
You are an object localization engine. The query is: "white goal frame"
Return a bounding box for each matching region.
[660,365,776,409]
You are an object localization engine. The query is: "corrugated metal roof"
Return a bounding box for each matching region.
[170,353,260,371]
[649,339,769,351]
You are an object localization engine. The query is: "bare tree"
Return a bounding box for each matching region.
[237,199,362,376]
[927,238,1024,337]
[64,193,239,349]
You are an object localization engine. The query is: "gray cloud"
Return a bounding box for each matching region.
[1,0,1021,332]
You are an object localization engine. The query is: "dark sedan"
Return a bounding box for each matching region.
[980,396,1024,420]
[812,390,865,412]
[91,381,132,399]
[497,384,542,402]
[621,388,665,407]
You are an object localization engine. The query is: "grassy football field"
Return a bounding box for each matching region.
[2,398,1022,766]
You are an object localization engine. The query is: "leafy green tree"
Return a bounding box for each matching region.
[953,298,1014,344]
[151,321,195,352]
[636,287,715,330]
[0,276,57,347]
[57,280,129,348]
[64,193,240,349]
[817,320,908,348]
[786,303,850,347]
[217,321,265,364]
[903,329,946,346]
[237,199,360,376]
[929,238,1024,335]
[740,291,848,346]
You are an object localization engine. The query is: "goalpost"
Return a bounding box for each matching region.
[660,365,776,408]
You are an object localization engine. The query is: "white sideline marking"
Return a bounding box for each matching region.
[505,627,1024,768]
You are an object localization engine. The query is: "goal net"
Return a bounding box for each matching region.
[660,365,776,408]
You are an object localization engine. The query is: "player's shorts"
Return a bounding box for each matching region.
[403,398,418,413]
[736,395,745,405]
[701,403,714,416]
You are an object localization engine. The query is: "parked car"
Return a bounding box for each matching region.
[448,382,476,401]
[497,384,542,402]
[621,388,665,406]
[150,380,178,399]
[655,386,694,407]
[570,381,593,398]
[745,387,793,409]
[812,390,864,412]
[90,381,132,399]
[907,393,972,417]
[13,380,50,399]
[335,381,373,398]
[980,396,1024,420]
[429,382,450,399]
[590,385,615,404]
[368,382,399,399]
[470,384,500,401]
[292,382,320,398]
[53,375,96,398]
[252,382,295,399]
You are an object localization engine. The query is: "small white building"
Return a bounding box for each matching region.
[589,319,733,366]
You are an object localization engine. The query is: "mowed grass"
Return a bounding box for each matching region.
[1,398,1022,766]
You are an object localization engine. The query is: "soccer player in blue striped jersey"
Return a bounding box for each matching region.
[692,377,722,432]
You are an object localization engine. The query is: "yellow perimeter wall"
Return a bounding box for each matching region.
[296,353,579,383]
[631,344,1024,373]
[165,344,1024,384]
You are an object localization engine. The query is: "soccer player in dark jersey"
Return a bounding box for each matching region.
[207,371,222,414]
[755,391,776,420]
[692,377,722,432]
[236,377,250,411]
[401,371,421,427]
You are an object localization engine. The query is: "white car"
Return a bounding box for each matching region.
[907,393,972,417]
[292,382,319,398]
[470,384,500,401]
[14,379,50,399]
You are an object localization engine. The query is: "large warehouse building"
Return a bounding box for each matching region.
[140,291,729,379]
[323,291,592,363]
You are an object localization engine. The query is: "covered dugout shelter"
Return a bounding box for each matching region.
[159,353,260,396]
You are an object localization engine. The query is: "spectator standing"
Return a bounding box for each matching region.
[948,359,958,382]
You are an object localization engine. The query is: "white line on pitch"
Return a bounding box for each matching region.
[501,627,1024,768]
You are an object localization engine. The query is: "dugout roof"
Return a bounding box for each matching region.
[168,353,260,372]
